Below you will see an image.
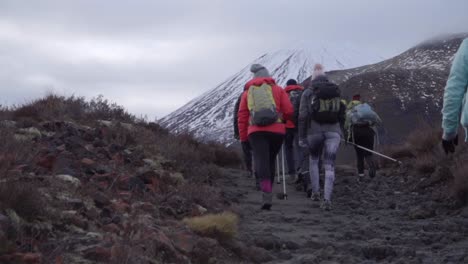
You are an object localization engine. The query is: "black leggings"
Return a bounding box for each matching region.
[352,126,375,174]
[249,132,284,192]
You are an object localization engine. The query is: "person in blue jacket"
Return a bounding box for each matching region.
[442,38,468,154]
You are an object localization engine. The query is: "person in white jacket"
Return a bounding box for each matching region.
[442,38,468,154]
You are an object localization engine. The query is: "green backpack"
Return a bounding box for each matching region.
[247,83,280,126]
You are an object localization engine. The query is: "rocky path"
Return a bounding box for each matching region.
[221,165,468,264]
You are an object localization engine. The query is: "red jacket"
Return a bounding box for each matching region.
[284,85,304,129]
[238,77,294,141]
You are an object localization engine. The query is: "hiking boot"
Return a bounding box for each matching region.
[368,163,377,178]
[321,200,332,211]
[261,193,273,210]
[357,174,365,182]
[311,192,320,202]
[306,189,312,198]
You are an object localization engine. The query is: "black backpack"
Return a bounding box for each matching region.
[287,89,303,127]
[311,82,341,124]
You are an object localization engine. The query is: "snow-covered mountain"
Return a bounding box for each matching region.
[160,44,385,144]
[319,33,468,143]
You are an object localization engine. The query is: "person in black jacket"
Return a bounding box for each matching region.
[234,93,258,189]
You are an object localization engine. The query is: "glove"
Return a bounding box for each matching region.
[442,135,458,155]
[298,138,308,148]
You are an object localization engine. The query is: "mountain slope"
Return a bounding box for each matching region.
[161,45,384,143]
[318,33,468,143]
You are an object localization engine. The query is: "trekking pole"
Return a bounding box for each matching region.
[276,155,281,184]
[342,139,403,165]
[281,144,288,199]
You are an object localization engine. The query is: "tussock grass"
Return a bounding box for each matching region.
[406,127,442,155]
[183,212,238,241]
[452,164,468,205]
[414,154,437,174]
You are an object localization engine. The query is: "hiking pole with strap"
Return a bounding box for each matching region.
[276,155,281,184]
[277,144,288,200]
[342,139,403,165]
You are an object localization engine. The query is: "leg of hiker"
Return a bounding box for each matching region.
[242,141,259,189]
[353,126,376,178]
[307,133,325,200]
[284,128,296,182]
[322,132,341,207]
[354,146,366,177]
[249,132,283,210]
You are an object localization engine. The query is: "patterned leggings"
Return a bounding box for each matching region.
[307,132,341,201]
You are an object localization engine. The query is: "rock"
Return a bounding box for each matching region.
[81,158,95,166]
[169,230,199,254]
[408,206,436,220]
[103,223,121,235]
[83,246,111,262]
[0,213,15,254]
[244,246,274,263]
[15,127,42,141]
[56,174,81,187]
[169,172,185,185]
[362,240,397,260]
[254,234,282,250]
[93,193,111,208]
[0,120,16,128]
[20,253,42,264]
[97,120,113,127]
[120,122,133,130]
[191,237,220,263]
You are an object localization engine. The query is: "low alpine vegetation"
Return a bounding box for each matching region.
[183,212,239,241]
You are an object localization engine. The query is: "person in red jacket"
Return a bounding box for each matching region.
[284,79,306,183]
[238,64,293,210]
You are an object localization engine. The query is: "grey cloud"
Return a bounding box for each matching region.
[0,0,467,117]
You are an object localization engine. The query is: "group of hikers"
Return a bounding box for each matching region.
[233,36,468,211]
[233,63,381,211]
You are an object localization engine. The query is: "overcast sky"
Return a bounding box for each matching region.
[1,0,467,119]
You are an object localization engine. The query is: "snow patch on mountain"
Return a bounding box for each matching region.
[160,44,385,144]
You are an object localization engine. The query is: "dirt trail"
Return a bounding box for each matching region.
[221,165,468,264]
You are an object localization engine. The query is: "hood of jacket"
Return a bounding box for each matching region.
[244,77,277,91]
[284,85,304,93]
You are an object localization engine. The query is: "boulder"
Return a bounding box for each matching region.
[56,174,81,188]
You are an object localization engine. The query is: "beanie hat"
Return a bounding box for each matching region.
[250,64,270,78]
[311,63,325,80]
[352,94,361,101]
[286,79,298,86]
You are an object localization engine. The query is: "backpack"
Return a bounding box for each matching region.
[348,103,380,126]
[247,83,279,126]
[287,89,303,126]
[311,82,342,124]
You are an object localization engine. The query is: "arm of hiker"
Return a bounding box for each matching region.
[233,95,241,140]
[238,92,249,142]
[298,89,310,141]
[442,39,468,140]
[280,87,294,123]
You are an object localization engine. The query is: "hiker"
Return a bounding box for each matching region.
[298,64,346,210]
[234,94,258,189]
[345,94,381,180]
[442,38,468,153]
[284,79,306,183]
[238,64,293,210]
